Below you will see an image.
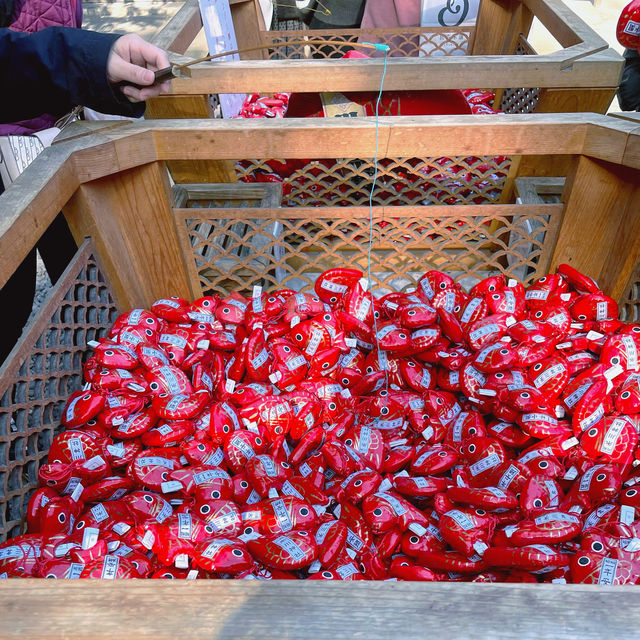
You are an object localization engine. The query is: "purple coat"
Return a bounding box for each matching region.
[0,0,82,134]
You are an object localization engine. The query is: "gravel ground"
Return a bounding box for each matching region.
[29,252,53,324]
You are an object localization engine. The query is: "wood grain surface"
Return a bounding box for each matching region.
[0,581,637,640]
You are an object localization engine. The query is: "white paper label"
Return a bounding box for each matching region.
[286,355,307,371]
[314,521,334,545]
[165,394,188,412]
[583,503,616,530]
[156,500,173,523]
[521,413,557,426]
[271,498,294,532]
[160,334,187,349]
[412,328,439,340]
[533,364,565,389]
[0,546,22,560]
[446,509,475,531]
[106,442,126,458]
[544,480,559,506]
[336,563,359,579]
[469,452,500,476]
[281,481,303,500]
[601,418,626,455]
[579,465,605,492]
[84,455,105,470]
[321,279,347,294]
[534,512,579,526]
[564,383,591,409]
[622,335,638,370]
[194,469,229,485]
[497,464,521,489]
[376,417,404,430]
[525,289,548,301]
[137,456,176,470]
[579,404,605,431]
[620,504,635,525]
[597,557,618,585]
[503,290,516,313]
[257,455,278,478]
[90,503,109,524]
[251,348,269,370]
[230,436,256,460]
[596,301,608,322]
[100,555,120,579]
[357,426,372,454]
[204,447,224,467]
[201,539,232,559]
[460,297,482,323]
[624,19,640,36]
[465,366,486,386]
[273,535,305,561]
[299,462,312,477]
[68,437,86,461]
[305,329,323,356]
[469,323,499,342]
[346,528,365,551]
[374,492,407,516]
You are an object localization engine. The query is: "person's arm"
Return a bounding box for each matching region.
[0,27,170,123]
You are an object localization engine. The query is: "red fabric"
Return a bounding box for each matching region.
[285,89,472,118]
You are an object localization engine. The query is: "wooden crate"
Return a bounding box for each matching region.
[148,0,623,119]
[0,114,640,636]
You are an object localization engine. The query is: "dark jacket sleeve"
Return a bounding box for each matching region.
[0,26,145,123]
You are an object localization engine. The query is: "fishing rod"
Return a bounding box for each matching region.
[150,39,389,84]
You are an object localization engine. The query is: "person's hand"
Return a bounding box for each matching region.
[107,34,171,102]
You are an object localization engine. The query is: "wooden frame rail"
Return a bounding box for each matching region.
[0,118,639,639]
[1,581,639,639]
[0,113,638,307]
[148,0,621,103]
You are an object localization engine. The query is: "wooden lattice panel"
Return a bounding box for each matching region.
[264,26,474,59]
[181,205,561,298]
[500,35,540,114]
[621,276,640,322]
[0,241,117,541]
[236,156,511,208]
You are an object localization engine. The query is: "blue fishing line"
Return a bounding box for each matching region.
[362,43,390,406]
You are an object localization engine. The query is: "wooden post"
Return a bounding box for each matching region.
[535,88,616,114]
[62,161,193,309]
[145,96,237,184]
[472,0,528,55]
[230,0,267,59]
[550,155,640,301]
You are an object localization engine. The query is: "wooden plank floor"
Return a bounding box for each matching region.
[0,581,638,639]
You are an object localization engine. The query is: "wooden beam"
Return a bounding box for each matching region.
[550,156,640,299]
[145,94,237,183]
[151,0,202,54]
[230,0,266,59]
[164,51,623,95]
[63,162,193,309]
[522,0,605,49]
[134,115,592,162]
[173,203,562,221]
[472,0,519,55]
[0,581,639,640]
[0,145,77,291]
[0,113,632,297]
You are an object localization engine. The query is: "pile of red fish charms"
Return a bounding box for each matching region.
[5,264,640,584]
